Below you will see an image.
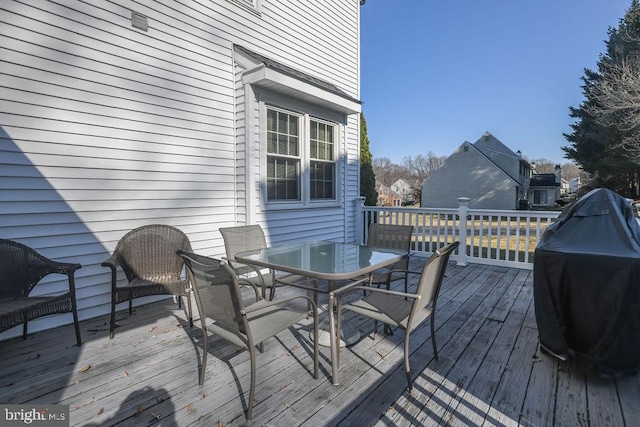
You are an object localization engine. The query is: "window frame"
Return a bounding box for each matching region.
[533,189,549,205]
[259,95,343,211]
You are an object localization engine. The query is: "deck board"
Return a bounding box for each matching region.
[0,258,638,426]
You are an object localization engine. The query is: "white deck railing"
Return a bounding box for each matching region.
[356,197,561,270]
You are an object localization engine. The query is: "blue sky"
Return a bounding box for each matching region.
[360,0,632,165]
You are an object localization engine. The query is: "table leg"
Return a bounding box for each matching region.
[329,290,339,385]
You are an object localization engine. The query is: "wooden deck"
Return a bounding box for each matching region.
[1,258,638,426]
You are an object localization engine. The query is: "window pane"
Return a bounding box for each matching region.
[289,136,298,156]
[310,141,317,159]
[310,161,335,200]
[267,155,300,201]
[267,132,277,153]
[310,121,317,140]
[278,112,288,133]
[268,108,299,157]
[310,120,334,161]
[318,123,326,141]
[289,116,299,136]
[278,136,288,155]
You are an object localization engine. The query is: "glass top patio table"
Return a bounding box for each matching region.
[234,240,406,285]
[235,240,406,385]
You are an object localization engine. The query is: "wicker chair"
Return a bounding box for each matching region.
[367,223,415,292]
[178,251,318,420]
[0,239,82,345]
[102,224,193,339]
[335,241,459,390]
[219,225,300,300]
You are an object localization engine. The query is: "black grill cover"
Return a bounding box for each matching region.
[534,188,640,376]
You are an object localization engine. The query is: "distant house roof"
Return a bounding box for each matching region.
[471,132,530,184]
[530,173,559,187]
[235,45,362,107]
[474,131,523,160]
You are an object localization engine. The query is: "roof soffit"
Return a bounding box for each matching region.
[235,45,361,115]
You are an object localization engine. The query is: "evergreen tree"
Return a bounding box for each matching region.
[562,0,640,196]
[360,112,377,205]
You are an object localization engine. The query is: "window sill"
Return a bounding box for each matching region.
[263,200,341,211]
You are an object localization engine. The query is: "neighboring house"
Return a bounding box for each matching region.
[568,177,581,194]
[561,178,569,196]
[0,0,362,337]
[375,182,402,206]
[528,165,562,208]
[390,179,414,205]
[421,132,531,209]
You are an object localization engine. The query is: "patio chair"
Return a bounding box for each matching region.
[367,223,415,292]
[102,224,193,339]
[335,241,459,391]
[219,224,301,300]
[178,251,319,420]
[0,239,82,346]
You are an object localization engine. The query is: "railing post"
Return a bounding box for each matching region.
[355,197,366,244]
[457,197,469,266]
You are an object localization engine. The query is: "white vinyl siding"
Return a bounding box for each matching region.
[228,0,262,14]
[0,0,360,339]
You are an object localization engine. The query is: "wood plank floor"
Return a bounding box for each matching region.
[1,258,638,426]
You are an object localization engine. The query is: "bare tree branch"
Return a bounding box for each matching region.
[585,33,640,157]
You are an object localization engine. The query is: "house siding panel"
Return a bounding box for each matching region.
[421,145,517,209]
[0,0,359,338]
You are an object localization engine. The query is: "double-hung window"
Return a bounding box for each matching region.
[265,106,338,206]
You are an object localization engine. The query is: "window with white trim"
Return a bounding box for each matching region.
[265,106,338,205]
[533,189,548,205]
[309,120,335,200]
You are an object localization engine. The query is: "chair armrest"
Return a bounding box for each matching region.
[237,278,263,303]
[101,254,119,271]
[329,276,374,296]
[101,254,121,289]
[47,259,82,276]
[226,257,269,291]
[385,268,422,276]
[332,284,420,301]
[243,294,318,314]
[38,259,82,295]
[224,256,264,278]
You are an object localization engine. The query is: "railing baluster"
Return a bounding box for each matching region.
[359,205,559,269]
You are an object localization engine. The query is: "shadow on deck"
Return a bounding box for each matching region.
[0,258,638,426]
